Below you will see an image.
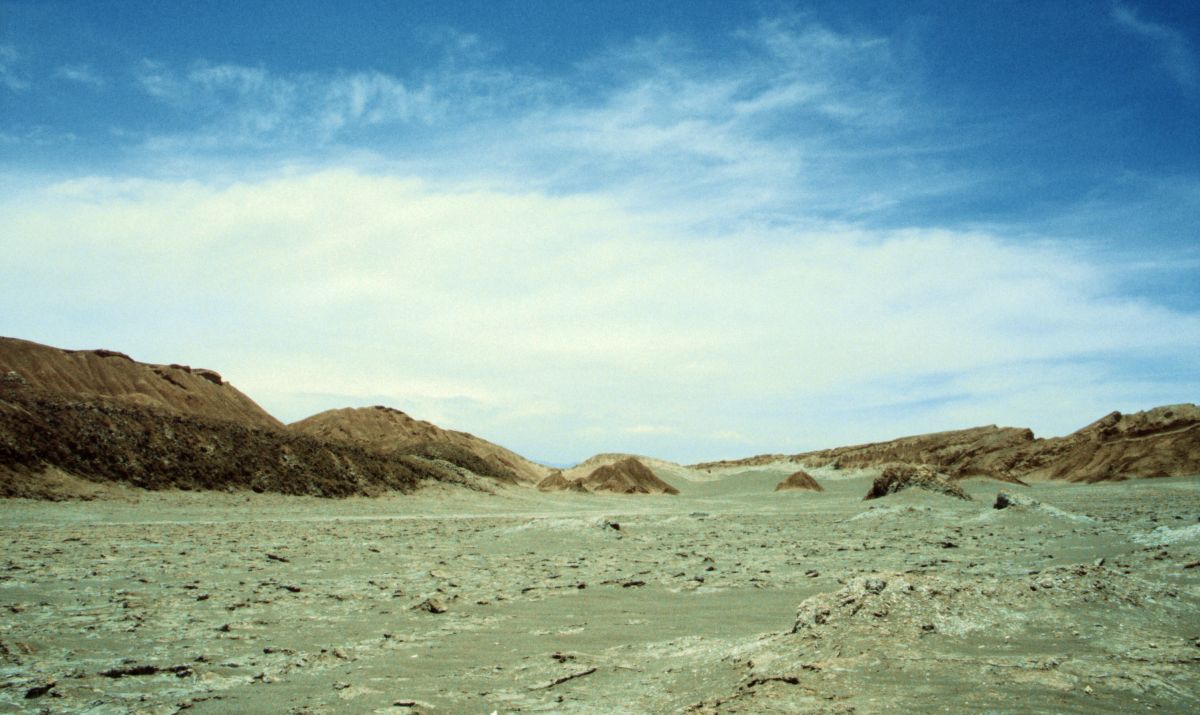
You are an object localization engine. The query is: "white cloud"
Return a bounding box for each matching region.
[4,170,1197,462]
[1112,3,1198,89]
[55,63,106,88]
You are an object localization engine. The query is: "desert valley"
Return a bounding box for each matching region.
[1,336,1198,713]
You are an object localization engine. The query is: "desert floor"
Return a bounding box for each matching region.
[2,469,1199,714]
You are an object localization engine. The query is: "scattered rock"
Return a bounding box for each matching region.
[416,598,446,614]
[24,679,55,699]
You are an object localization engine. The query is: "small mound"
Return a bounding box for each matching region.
[536,471,589,493]
[863,463,973,501]
[774,469,824,492]
[578,457,679,495]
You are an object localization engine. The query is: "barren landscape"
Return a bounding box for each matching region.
[2,337,1199,713]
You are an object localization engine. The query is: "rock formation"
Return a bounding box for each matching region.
[863,464,973,501]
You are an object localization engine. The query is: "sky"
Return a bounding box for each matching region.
[2,1,1198,465]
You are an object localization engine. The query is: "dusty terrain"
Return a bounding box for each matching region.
[3,468,1198,714]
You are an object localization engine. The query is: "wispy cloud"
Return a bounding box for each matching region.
[54,63,106,88]
[136,60,439,147]
[1112,2,1198,89]
[0,44,30,91]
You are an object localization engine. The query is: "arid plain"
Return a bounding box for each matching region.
[3,471,1200,714]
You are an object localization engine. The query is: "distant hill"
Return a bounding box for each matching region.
[289,406,550,484]
[0,337,533,498]
[691,405,1200,483]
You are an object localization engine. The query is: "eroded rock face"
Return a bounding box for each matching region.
[863,464,973,501]
[774,470,824,492]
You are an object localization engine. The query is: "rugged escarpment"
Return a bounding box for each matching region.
[0,383,459,499]
[0,336,280,429]
[289,406,550,484]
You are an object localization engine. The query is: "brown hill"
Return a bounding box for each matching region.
[0,381,467,499]
[577,457,679,495]
[774,470,824,492]
[288,406,549,484]
[0,336,280,429]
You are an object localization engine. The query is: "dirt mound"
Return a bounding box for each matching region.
[577,457,679,495]
[774,470,824,492]
[289,406,549,484]
[863,464,973,501]
[536,471,589,493]
[0,336,280,429]
[1002,404,1200,482]
[0,383,468,499]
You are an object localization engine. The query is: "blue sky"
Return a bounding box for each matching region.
[2,1,1198,463]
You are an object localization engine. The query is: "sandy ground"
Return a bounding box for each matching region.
[1,469,1199,714]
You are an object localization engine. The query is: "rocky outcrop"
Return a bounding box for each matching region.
[577,457,679,495]
[863,464,973,501]
[774,470,824,492]
[289,406,549,485]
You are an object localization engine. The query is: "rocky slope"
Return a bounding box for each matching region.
[0,336,280,429]
[288,406,550,484]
